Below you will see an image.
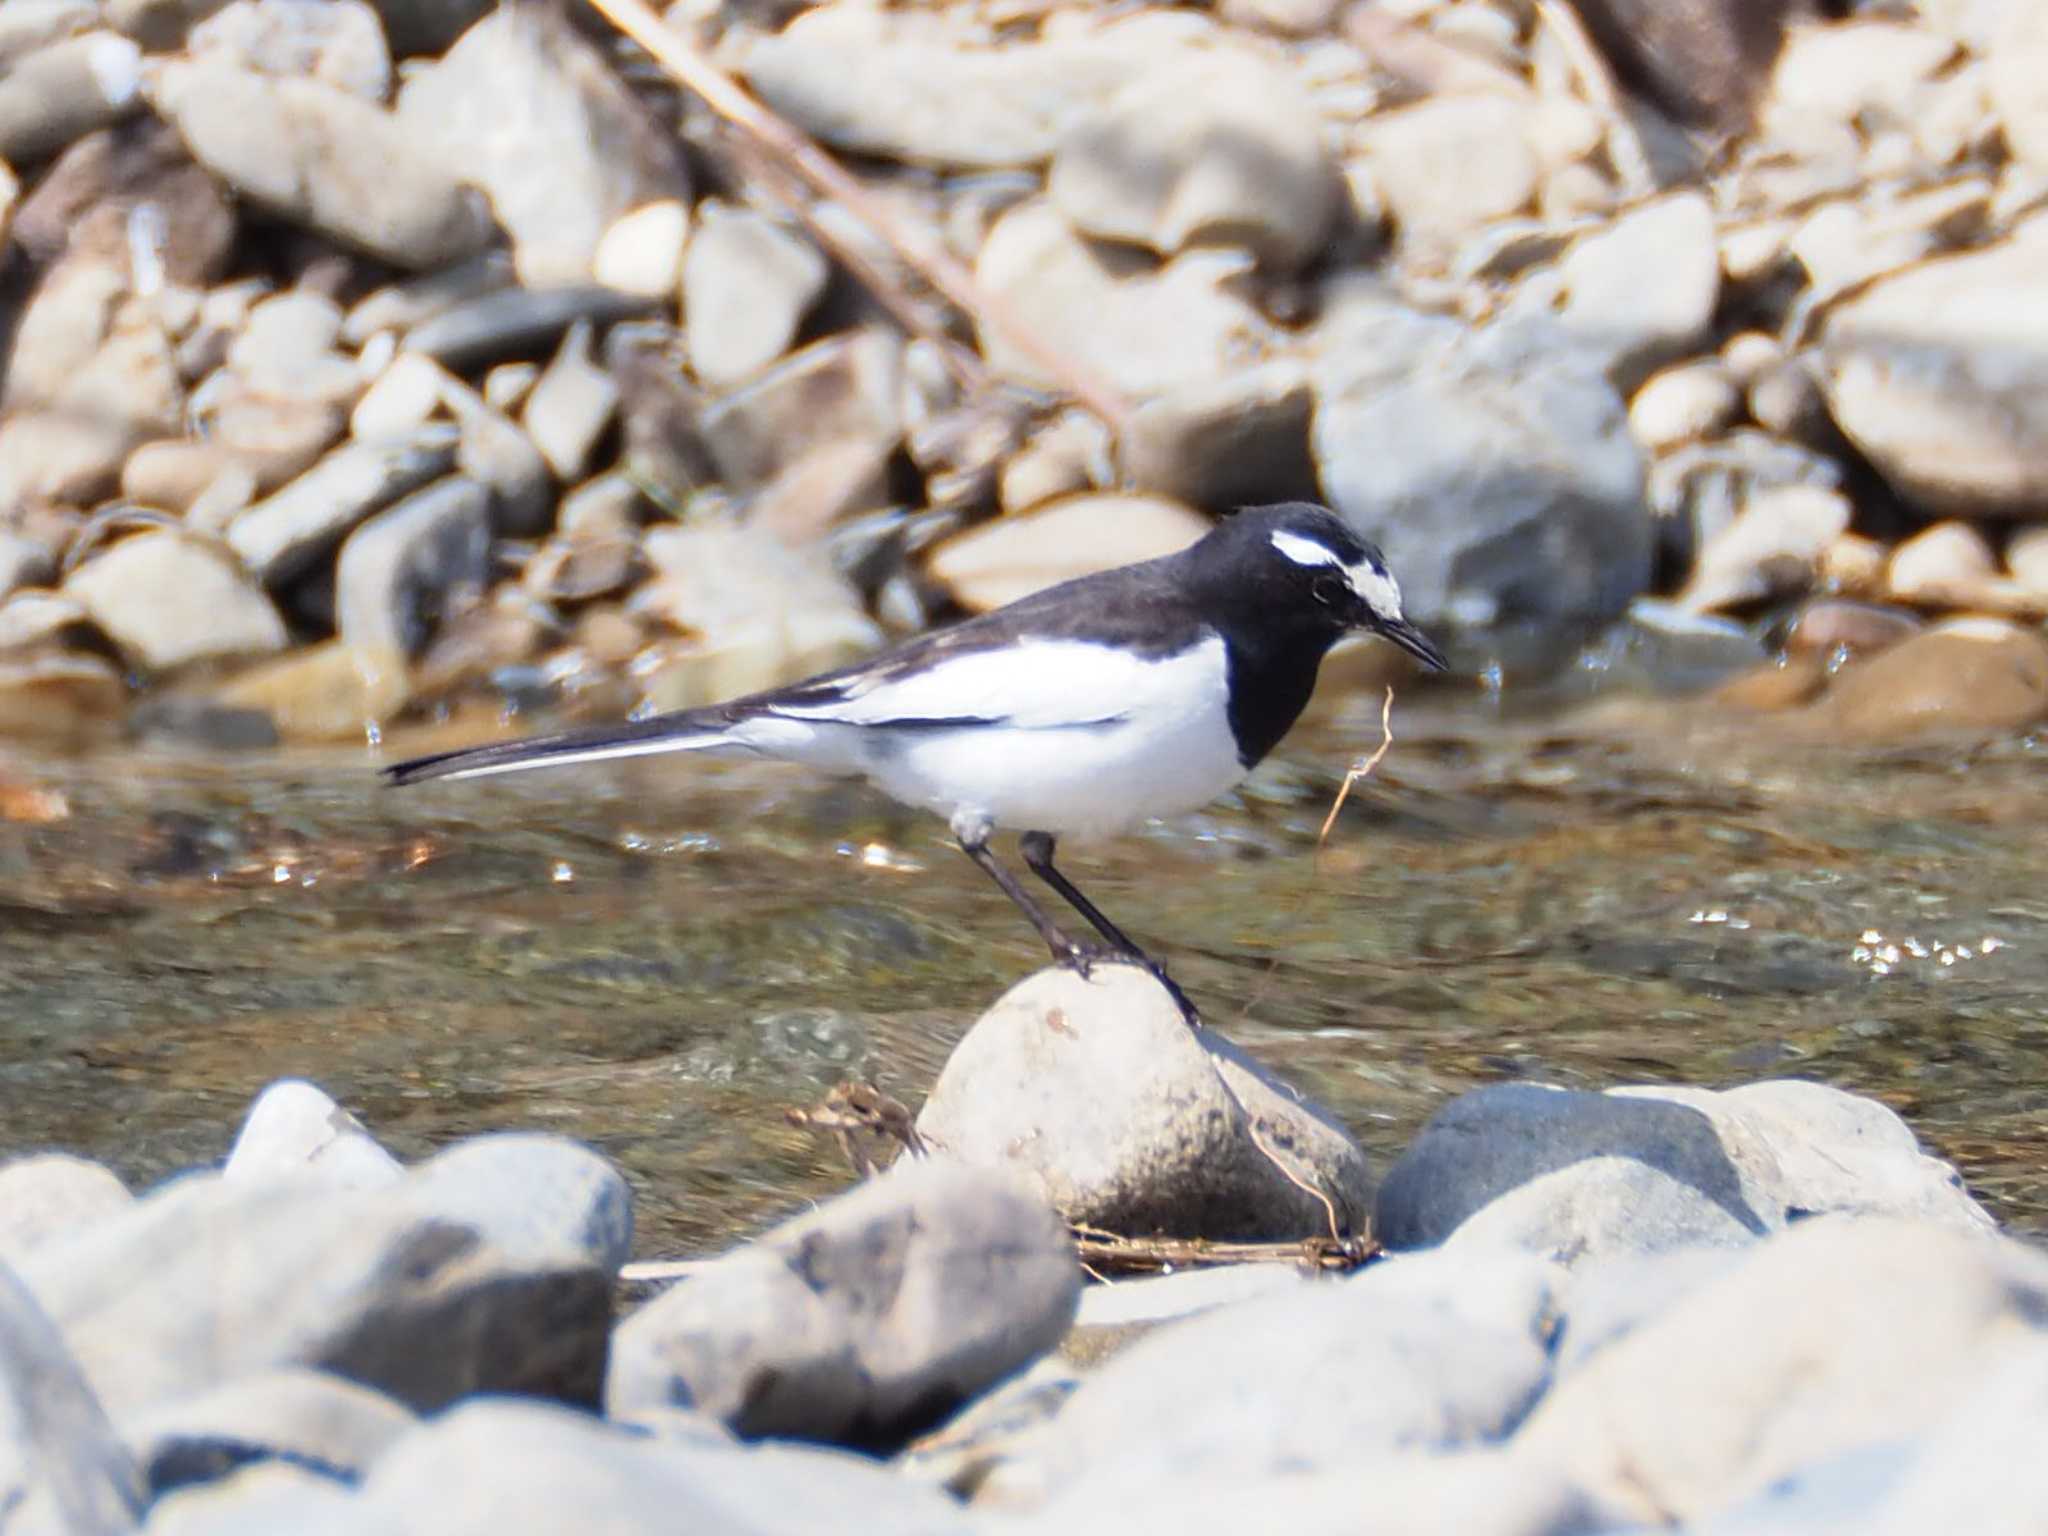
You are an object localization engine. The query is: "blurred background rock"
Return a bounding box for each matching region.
[2,0,2045,752]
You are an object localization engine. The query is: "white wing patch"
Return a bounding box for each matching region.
[767,637,1224,730]
[1269,529,1345,569]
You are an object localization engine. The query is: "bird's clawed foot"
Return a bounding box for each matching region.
[1051,941,1201,1028]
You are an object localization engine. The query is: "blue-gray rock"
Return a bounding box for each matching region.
[223,1079,402,1193]
[120,1366,415,1495]
[982,1244,1560,1504]
[0,1154,132,1265]
[334,477,493,661]
[353,1397,975,1534]
[606,1159,1077,1448]
[1375,1079,1990,1266]
[916,965,1372,1241]
[1631,1441,1903,1536]
[16,1170,611,1419]
[0,1261,144,1536]
[405,1133,632,1279]
[1311,292,1648,663]
[1511,1218,2048,1526]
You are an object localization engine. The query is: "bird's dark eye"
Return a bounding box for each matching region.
[1310,574,1347,607]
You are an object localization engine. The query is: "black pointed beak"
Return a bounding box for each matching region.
[1376,614,1449,672]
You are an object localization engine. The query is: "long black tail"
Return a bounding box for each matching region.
[381,711,734,787]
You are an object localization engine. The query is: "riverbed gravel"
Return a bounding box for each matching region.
[3,0,2048,748]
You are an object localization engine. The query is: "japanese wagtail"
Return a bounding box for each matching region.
[383,502,1447,1020]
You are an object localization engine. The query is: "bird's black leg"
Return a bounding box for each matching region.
[956,836,1092,970]
[1019,832,1199,1025]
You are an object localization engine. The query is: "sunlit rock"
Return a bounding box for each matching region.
[917,964,1372,1241]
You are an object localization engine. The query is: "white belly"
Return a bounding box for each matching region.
[872,701,1245,840]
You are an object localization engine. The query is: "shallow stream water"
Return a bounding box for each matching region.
[3,686,2045,1255]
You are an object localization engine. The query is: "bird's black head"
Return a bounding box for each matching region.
[1192,503,1448,671]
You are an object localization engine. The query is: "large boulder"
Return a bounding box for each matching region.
[916,964,1373,1241]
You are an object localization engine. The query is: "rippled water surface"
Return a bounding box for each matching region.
[3,689,2045,1254]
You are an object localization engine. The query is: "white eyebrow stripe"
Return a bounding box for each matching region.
[1347,561,1404,618]
[1269,529,1346,568]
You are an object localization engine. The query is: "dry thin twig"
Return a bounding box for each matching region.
[1069,1222,1379,1277]
[1316,685,1398,855]
[581,0,1134,434]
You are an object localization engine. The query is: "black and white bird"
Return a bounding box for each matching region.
[383,502,1446,1020]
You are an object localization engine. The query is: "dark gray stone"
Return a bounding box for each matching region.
[404,286,657,374]
[342,254,516,349]
[1377,1080,1992,1265]
[917,965,1371,1241]
[1377,1084,1771,1255]
[606,1160,1076,1448]
[363,0,491,58]
[335,477,493,661]
[1311,292,1649,661]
